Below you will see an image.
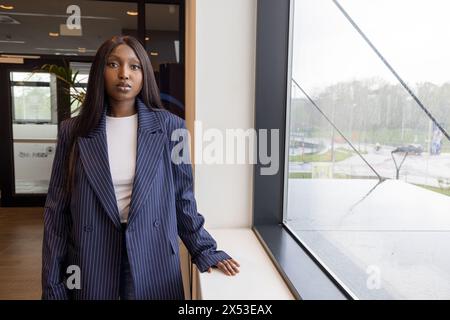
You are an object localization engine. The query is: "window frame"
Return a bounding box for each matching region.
[252,0,353,300]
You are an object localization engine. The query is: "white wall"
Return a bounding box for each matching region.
[193,0,257,229]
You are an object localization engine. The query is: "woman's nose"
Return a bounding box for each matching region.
[118,67,129,80]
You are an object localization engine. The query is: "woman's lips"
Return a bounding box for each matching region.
[116,84,131,92]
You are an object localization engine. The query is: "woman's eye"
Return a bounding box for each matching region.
[131,65,141,70]
[107,62,118,68]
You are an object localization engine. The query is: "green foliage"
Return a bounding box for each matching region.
[289,147,354,163]
[414,183,450,197]
[37,62,86,114]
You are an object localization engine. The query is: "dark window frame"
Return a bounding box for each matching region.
[253,0,353,300]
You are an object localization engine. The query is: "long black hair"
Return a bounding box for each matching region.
[65,35,163,193]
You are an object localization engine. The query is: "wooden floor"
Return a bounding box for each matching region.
[0,207,43,300]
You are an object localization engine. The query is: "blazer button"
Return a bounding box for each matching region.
[83,225,93,233]
[153,220,160,228]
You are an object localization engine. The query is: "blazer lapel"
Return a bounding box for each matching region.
[127,99,165,226]
[78,106,122,230]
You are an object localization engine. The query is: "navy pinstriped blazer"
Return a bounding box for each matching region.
[42,98,231,300]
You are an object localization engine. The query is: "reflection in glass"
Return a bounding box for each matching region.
[146,3,184,118]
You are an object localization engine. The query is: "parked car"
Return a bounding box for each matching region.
[392,144,423,155]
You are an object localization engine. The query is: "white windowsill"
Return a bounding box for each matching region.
[191,228,295,300]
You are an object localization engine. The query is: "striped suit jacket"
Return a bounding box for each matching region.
[42,98,231,300]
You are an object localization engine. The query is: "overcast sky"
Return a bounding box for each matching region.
[292,0,450,94]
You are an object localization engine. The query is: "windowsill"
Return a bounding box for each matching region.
[191,228,295,300]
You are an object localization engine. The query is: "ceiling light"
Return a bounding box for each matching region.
[150,52,158,56]
[49,32,59,37]
[0,57,23,64]
[0,40,24,43]
[145,37,149,41]
[0,4,14,10]
[1,54,40,59]
[126,10,138,16]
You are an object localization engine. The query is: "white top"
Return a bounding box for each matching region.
[105,112,138,223]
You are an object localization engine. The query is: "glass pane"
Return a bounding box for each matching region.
[145,4,180,64]
[10,71,57,194]
[146,3,184,118]
[69,62,90,116]
[12,86,51,122]
[13,140,57,194]
[286,0,450,299]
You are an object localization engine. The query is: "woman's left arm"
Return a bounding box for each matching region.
[166,114,240,276]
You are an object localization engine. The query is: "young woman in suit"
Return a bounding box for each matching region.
[42,35,239,300]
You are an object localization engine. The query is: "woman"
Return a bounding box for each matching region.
[42,35,240,300]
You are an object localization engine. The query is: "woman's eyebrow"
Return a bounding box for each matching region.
[129,58,141,64]
[107,55,140,64]
[107,54,121,60]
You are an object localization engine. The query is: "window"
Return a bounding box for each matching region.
[254,0,450,300]
[69,62,90,117]
[11,72,55,123]
[284,0,450,299]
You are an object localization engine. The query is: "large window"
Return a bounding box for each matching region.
[284,0,450,299]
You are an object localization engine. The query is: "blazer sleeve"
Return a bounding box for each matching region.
[167,114,232,273]
[41,120,72,300]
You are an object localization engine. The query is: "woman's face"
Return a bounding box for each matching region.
[104,44,143,104]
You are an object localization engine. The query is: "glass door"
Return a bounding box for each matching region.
[11,71,57,195]
[0,58,69,206]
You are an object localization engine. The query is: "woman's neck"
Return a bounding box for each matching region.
[107,99,137,117]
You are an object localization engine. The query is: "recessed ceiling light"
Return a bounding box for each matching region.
[1,54,40,59]
[49,32,59,37]
[126,10,138,16]
[0,40,25,44]
[150,52,158,56]
[145,37,149,41]
[0,4,14,10]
